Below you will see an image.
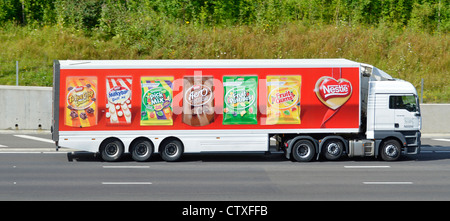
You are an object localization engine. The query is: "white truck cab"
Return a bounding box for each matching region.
[363,64,421,160]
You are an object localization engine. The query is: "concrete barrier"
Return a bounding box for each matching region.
[0,86,449,134]
[420,104,450,134]
[0,85,52,130]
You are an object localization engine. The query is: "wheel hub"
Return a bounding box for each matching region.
[166,144,178,156]
[105,144,118,156]
[327,143,340,155]
[136,144,148,156]
[385,144,398,157]
[297,144,310,157]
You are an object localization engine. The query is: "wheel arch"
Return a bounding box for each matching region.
[99,137,124,153]
[129,136,154,153]
[374,131,407,157]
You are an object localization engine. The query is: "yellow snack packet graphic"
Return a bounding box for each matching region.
[266,75,301,124]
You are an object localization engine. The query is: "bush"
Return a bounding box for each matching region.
[1,0,447,33]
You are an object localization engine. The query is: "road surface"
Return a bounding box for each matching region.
[0,132,450,201]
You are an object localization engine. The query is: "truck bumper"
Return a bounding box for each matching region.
[403,131,421,155]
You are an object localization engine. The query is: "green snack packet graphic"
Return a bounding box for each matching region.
[223,76,258,125]
[140,77,173,126]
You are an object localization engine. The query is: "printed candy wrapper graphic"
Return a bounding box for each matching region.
[266,75,302,125]
[65,76,97,127]
[182,76,215,127]
[223,76,258,125]
[106,77,132,124]
[141,77,173,126]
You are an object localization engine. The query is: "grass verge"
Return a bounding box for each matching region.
[0,22,448,102]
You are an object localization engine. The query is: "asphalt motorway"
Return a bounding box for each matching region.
[1,132,450,201]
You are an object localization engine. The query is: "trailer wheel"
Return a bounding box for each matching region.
[131,139,154,162]
[380,139,401,161]
[160,139,183,162]
[322,139,344,161]
[100,138,124,162]
[292,140,315,162]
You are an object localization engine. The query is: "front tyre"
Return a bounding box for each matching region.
[380,139,401,161]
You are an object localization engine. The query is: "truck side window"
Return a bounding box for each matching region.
[389,95,417,112]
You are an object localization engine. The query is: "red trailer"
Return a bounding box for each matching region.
[52,59,421,162]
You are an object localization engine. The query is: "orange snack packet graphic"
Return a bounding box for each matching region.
[65,76,97,127]
[266,75,301,124]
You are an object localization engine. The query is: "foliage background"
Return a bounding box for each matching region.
[0,0,448,102]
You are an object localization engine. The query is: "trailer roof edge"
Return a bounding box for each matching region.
[58,59,361,69]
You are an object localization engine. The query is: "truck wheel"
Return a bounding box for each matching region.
[380,139,401,161]
[292,140,315,162]
[322,139,344,161]
[160,139,183,162]
[131,140,153,162]
[100,139,124,162]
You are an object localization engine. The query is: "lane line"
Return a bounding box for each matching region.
[102,182,152,185]
[14,135,54,143]
[345,166,391,169]
[0,151,67,154]
[432,138,450,142]
[0,144,8,147]
[421,151,450,153]
[103,166,150,169]
[363,182,413,185]
[0,152,42,154]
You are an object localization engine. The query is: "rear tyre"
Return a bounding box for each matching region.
[131,140,153,162]
[380,139,401,161]
[160,139,183,162]
[100,139,124,162]
[292,140,316,162]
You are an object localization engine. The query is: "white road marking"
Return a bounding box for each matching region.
[0,151,66,154]
[432,139,450,142]
[102,182,152,185]
[421,151,450,153]
[345,166,391,169]
[14,135,54,143]
[0,152,42,154]
[102,166,150,169]
[101,166,152,185]
[0,144,7,147]
[363,182,413,185]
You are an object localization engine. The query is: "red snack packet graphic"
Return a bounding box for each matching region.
[65,76,97,127]
[106,77,132,124]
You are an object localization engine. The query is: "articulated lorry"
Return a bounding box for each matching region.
[52,59,421,162]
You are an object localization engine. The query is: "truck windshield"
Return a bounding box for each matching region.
[389,95,419,112]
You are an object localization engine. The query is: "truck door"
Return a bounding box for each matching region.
[374,93,395,131]
[389,95,420,131]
